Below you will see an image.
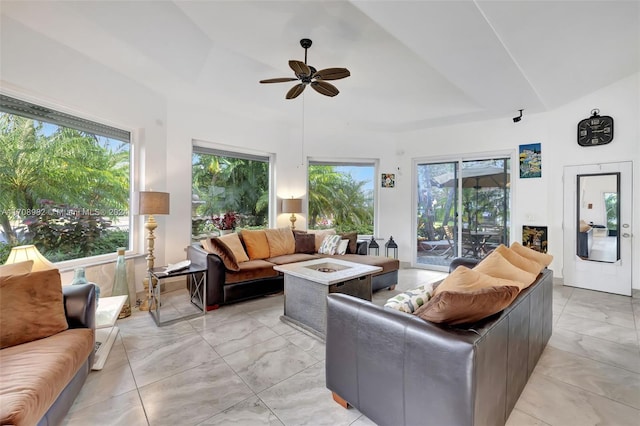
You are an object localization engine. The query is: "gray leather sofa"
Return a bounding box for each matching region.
[325,257,553,426]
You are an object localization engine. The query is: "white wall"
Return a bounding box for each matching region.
[1,16,168,294]
[397,73,640,289]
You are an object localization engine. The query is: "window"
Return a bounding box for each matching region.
[307,161,375,234]
[0,94,131,263]
[191,147,270,238]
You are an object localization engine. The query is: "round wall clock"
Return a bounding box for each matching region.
[577,109,614,146]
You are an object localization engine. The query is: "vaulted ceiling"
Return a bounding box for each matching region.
[2,1,639,133]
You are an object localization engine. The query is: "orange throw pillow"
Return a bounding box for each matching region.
[473,250,537,289]
[241,229,270,260]
[264,228,296,257]
[0,269,68,348]
[510,242,553,268]
[494,245,544,275]
[415,285,520,325]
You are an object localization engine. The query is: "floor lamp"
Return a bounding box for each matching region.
[138,191,170,311]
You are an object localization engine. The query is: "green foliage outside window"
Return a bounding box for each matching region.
[0,113,130,263]
[308,165,374,234]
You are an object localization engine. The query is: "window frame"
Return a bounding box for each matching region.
[0,92,137,270]
[306,157,378,236]
[191,140,275,236]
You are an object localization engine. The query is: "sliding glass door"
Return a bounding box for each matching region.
[416,157,510,270]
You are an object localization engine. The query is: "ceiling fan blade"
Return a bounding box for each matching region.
[289,60,311,77]
[311,81,339,97]
[312,68,351,81]
[260,77,298,84]
[286,83,306,99]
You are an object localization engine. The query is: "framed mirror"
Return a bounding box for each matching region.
[576,172,620,262]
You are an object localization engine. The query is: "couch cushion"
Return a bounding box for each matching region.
[241,229,271,260]
[0,260,34,277]
[332,254,400,276]
[339,232,358,254]
[224,259,280,284]
[201,237,241,271]
[0,269,68,349]
[434,265,525,295]
[510,242,554,268]
[473,250,537,288]
[218,233,250,263]
[0,328,94,426]
[319,234,342,255]
[294,233,316,254]
[267,253,320,265]
[415,285,520,325]
[307,228,336,252]
[264,228,295,257]
[385,283,434,314]
[495,244,543,274]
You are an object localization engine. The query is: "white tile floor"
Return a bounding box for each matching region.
[62,269,640,426]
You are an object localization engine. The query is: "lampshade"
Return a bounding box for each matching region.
[282,198,302,214]
[139,191,170,215]
[4,245,56,272]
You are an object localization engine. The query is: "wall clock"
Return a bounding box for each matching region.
[577,109,614,146]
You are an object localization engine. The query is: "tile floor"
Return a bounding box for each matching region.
[63,269,640,426]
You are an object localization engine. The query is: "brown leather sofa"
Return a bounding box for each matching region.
[0,281,95,426]
[325,257,553,426]
[187,240,399,310]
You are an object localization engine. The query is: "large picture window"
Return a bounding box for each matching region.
[191,147,270,239]
[0,94,131,263]
[307,161,375,234]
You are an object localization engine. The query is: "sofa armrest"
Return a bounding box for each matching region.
[187,243,226,308]
[326,293,478,426]
[355,240,368,255]
[448,256,480,272]
[63,284,96,330]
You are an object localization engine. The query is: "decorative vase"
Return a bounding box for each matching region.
[111,248,131,318]
[219,229,233,236]
[71,267,100,305]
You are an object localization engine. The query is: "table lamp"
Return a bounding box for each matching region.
[4,245,55,271]
[138,191,170,311]
[282,197,302,230]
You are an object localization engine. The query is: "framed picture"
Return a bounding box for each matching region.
[519,143,541,178]
[522,225,548,253]
[381,173,395,188]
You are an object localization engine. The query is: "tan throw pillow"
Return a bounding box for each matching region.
[0,269,69,348]
[579,220,592,233]
[415,285,520,325]
[307,228,336,252]
[434,266,524,295]
[473,250,537,289]
[218,233,249,263]
[494,244,544,275]
[241,229,270,260]
[510,242,554,268]
[200,238,241,271]
[264,228,296,257]
[0,260,34,277]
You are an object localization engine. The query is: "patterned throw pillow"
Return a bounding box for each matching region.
[384,283,434,314]
[318,234,342,255]
[335,239,349,255]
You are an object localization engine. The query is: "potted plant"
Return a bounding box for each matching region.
[211,211,238,234]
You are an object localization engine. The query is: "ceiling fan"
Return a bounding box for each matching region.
[260,38,350,99]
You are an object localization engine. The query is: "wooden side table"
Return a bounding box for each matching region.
[93,294,127,371]
[148,264,207,326]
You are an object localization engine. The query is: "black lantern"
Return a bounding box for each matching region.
[368,236,379,256]
[385,236,398,259]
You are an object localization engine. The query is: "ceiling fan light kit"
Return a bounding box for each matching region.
[260,38,351,99]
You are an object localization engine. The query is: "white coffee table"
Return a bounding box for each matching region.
[93,295,127,371]
[274,258,381,337]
